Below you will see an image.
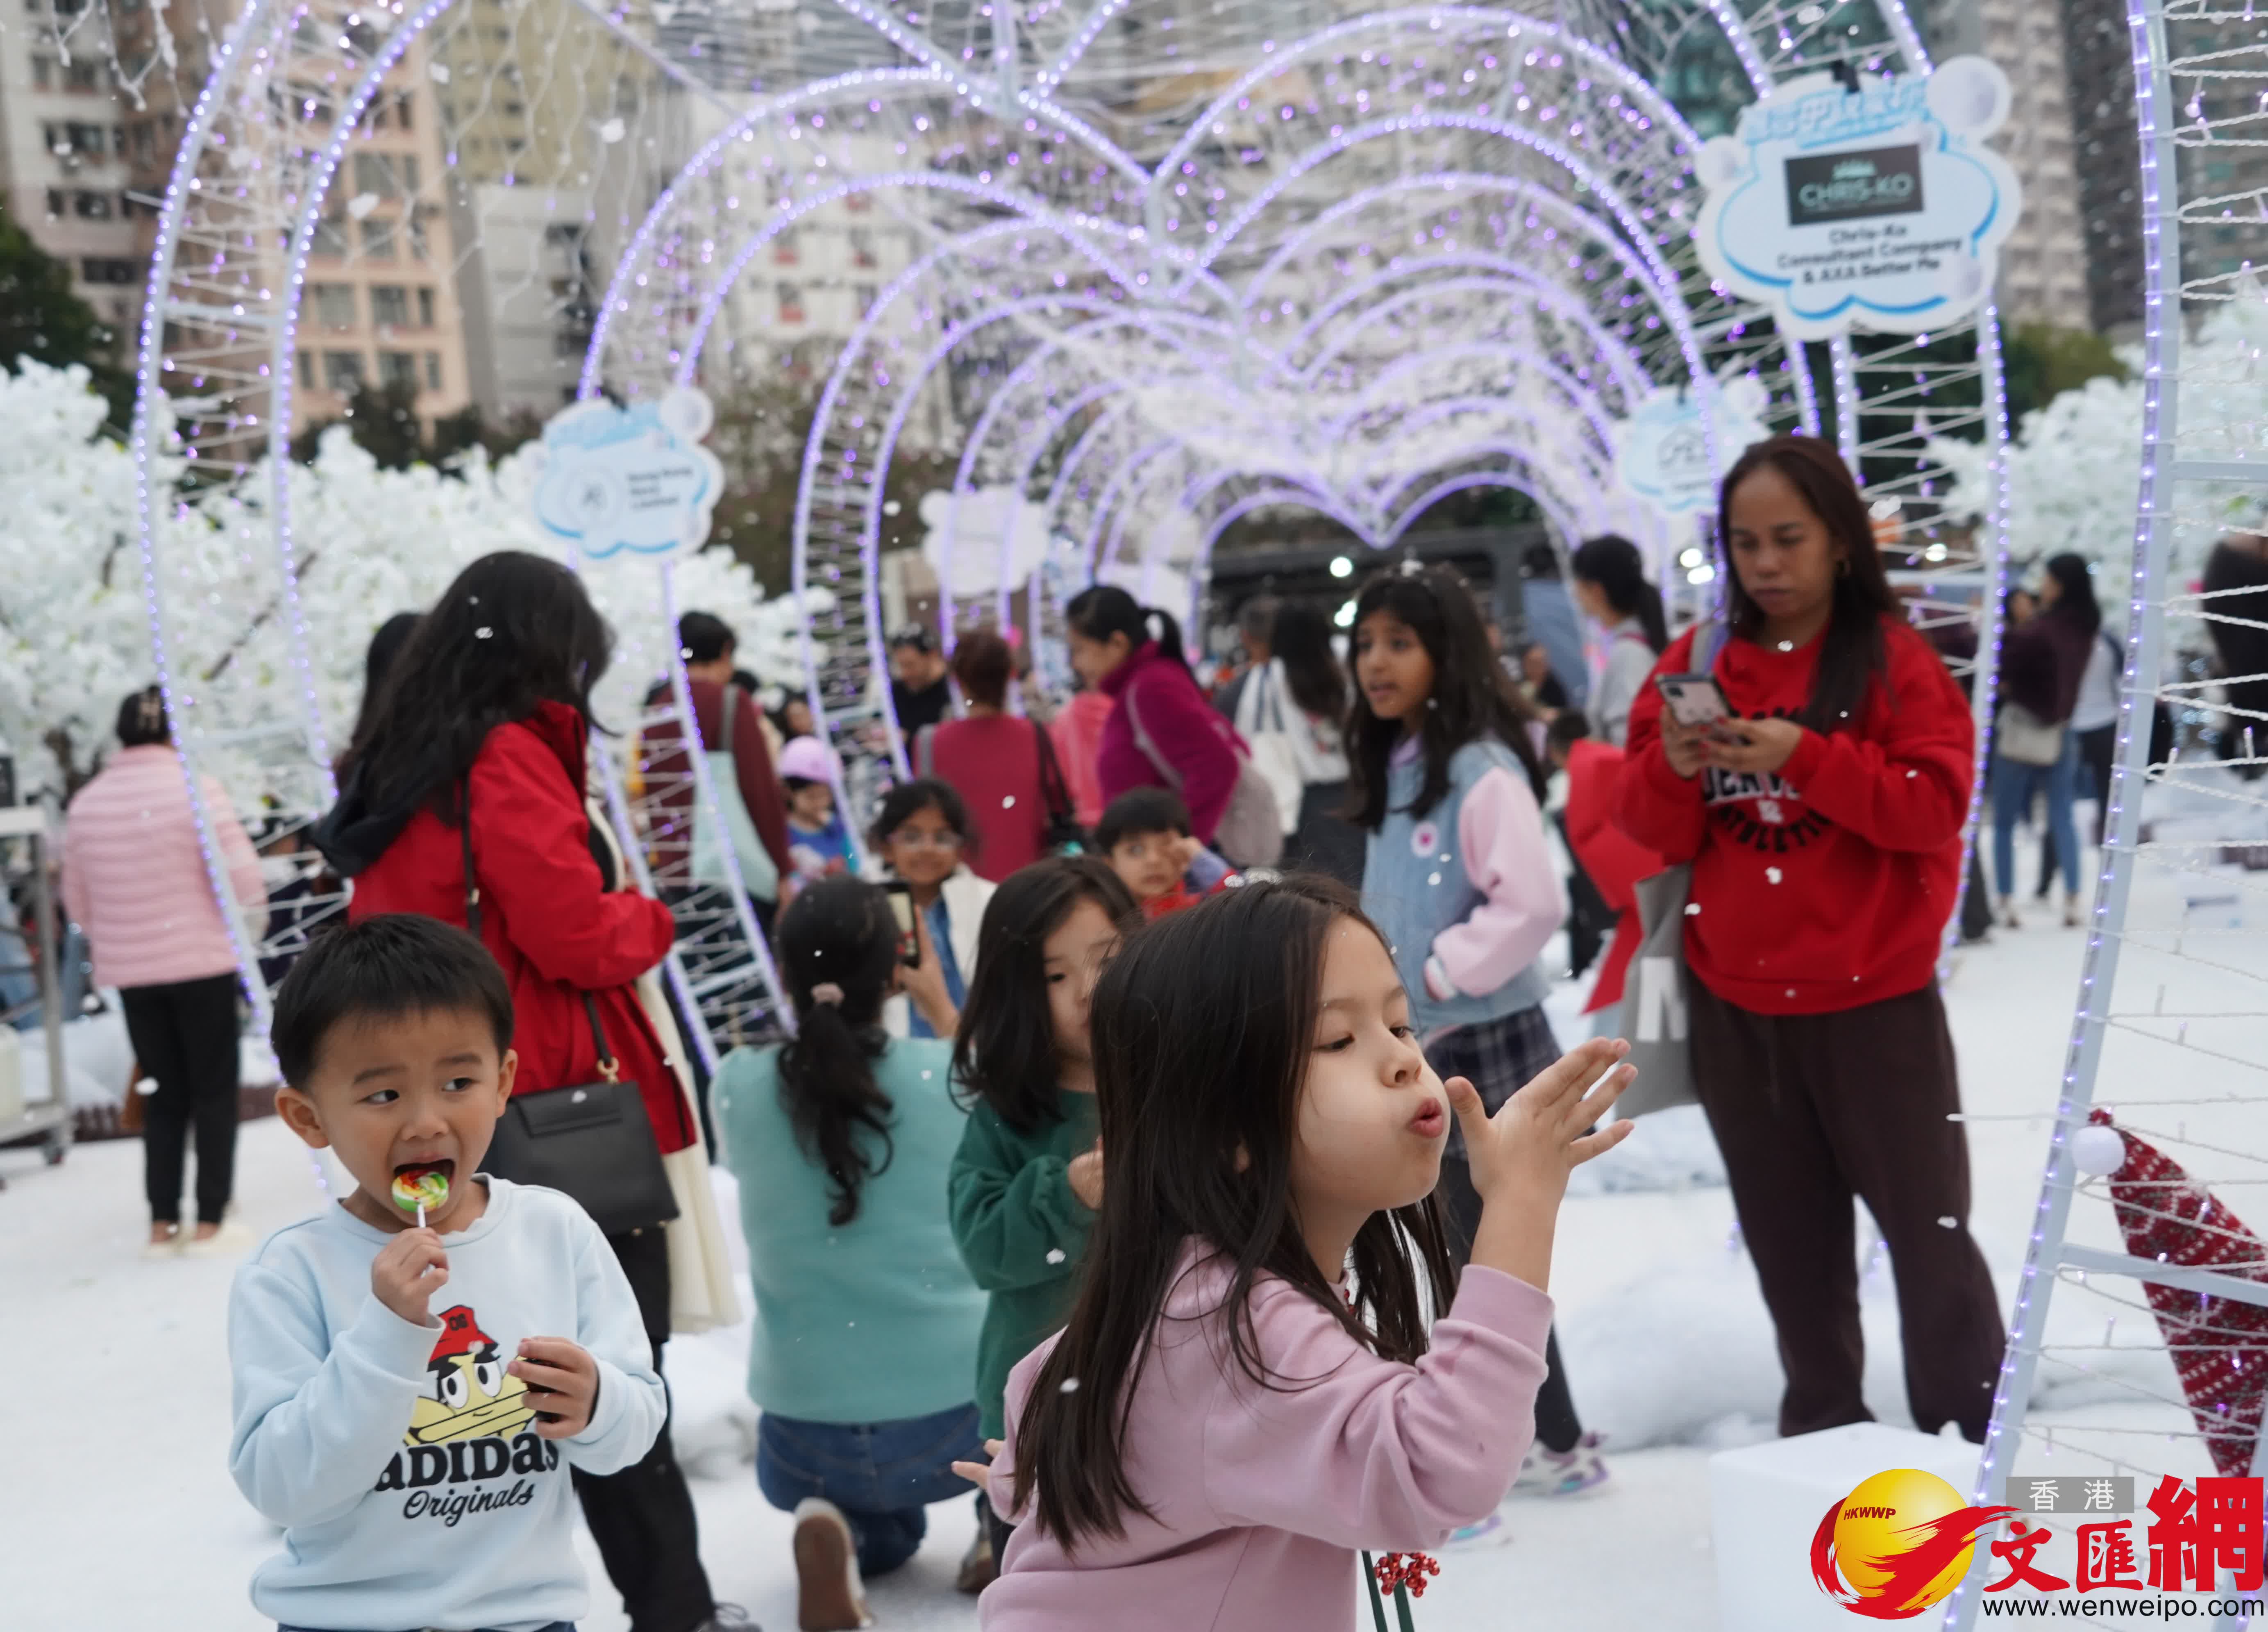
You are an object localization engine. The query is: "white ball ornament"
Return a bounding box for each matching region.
[2070,1124,2128,1178]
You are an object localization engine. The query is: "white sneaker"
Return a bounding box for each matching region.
[791,1498,872,1631]
[2063,891,2084,928]
[142,1225,185,1260]
[1513,1431,1611,1497]
[1999,896,2022,930]
[182,1220,257,1259]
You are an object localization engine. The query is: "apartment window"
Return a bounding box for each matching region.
[849,227,877,268]
[296,350,313,388]
[422,352,441,391]
[312,214,348,257]
[377,351,418,390]
[369,284,410,327]
[772,228,799,266]
[777,283,804,324]
[66,121,108,157]
[80,257,137,284]
[362,218,397,259]
[845,191,872,213]
[352,152,399,198]
[854,282,878,319]
[416,286,435,327]
[31,55,52,90]
[322,351,365,391]
[408,212,429,261]
[311,283,357,328]
[393,91,413,131]
[72,190,113,218]
[64,59,99,91]
[44,189,63,217]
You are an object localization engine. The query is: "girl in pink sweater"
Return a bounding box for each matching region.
[955,875,1635,1630]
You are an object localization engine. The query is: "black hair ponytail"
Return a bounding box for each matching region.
[1569,534,1669,655]
[1064,584,1188,673]
[772,877,901,1226]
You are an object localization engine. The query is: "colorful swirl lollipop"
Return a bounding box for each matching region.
[391,1166,449,1225]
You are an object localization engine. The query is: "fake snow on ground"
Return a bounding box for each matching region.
[0,896,2114,1631]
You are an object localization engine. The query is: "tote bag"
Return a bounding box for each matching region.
[688,684,781,902]
[1123,684,1285,869]
[1609,620,1724,1117]
[1244,665,1307,839]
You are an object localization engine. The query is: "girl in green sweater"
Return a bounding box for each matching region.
[949,855,1139,1574]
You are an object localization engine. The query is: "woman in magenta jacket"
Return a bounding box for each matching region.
[1063,586,1244,849]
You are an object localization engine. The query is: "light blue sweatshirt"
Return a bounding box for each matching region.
[227,1178,666,1632]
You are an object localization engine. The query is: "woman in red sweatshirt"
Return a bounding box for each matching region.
[1618,435,2004,1444]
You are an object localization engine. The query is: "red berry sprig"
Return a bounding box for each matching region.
[1372,1552,1442,1599]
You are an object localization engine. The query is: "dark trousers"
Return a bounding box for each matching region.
[573,1225,716,1632]
[119,973,241,1226]
[1434,1152,1584,1453]
[1556,810,1614,982]
[1687,980,2005,1441]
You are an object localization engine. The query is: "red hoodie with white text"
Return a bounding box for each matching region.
[1617,617,1973,1016]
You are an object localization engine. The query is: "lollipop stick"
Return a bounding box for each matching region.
[417,1202,426,1229]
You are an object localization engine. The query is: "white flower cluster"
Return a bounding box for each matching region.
[1929,293,2268,582]
[0,361,824,802]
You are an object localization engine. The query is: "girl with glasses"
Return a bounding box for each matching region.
[872,777,995,1039]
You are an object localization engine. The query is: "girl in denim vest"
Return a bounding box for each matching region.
[1348,563,1607,1504]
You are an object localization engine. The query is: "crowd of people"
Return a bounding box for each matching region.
[52,431,2191,1632]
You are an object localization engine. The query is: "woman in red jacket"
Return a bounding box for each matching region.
[1064,586,1250,858]
[316,551,729,1632]
[1618,436,2004,1444]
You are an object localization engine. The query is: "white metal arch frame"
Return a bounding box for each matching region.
[114,0,2009,1054]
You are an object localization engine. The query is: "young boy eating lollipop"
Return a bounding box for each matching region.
[228,914,665,1632]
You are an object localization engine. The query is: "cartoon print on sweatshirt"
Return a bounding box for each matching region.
[1700,707,1831,852]
[371,1303,560,1517]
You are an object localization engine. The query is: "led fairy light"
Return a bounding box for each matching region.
[263,0,459,810]
[1940,2,2179,1624]
[123,0,332,1197]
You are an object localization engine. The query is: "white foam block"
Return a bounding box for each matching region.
[1710,1422,1982,1631]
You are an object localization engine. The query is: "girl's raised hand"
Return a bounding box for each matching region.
[952,1438,1005,1489]
[1444,1039,1635,1291]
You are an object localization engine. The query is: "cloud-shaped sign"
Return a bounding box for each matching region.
[1694,57,2021,341]
[531,388,724,561]
[1615,378,1770,518]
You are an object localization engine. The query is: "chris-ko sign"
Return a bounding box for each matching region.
[1784,145,1924,228]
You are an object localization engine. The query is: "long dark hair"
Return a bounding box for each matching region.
[351,611,422,747]
[951,855,1137,1135]
[1344,564,1545,830]
[772,877,899,1227]
[1569,534,1668,654]
[1064,584,1189,674]
[1717,436,1903,732]
[2043,552,2105,640]
[1011,876,1457,1549]
[338,552,613,821]
[1269,601,1348,721]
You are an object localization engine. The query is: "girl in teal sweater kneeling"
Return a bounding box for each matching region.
[948,855,1140,1573]
[714,877,983,1631]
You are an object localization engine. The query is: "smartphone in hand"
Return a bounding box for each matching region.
[881,878,920,967]
[1654,673,1735,730]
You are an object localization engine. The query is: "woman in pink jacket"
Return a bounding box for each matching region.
[958,877,1633,1629]
[62,686,265,1257]
[1063,587,1247,854]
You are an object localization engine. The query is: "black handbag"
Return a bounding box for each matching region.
[458,784,680,1236]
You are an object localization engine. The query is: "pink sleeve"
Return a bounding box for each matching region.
[1201,1268,1554,1548]
[1429,766,1566,999]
